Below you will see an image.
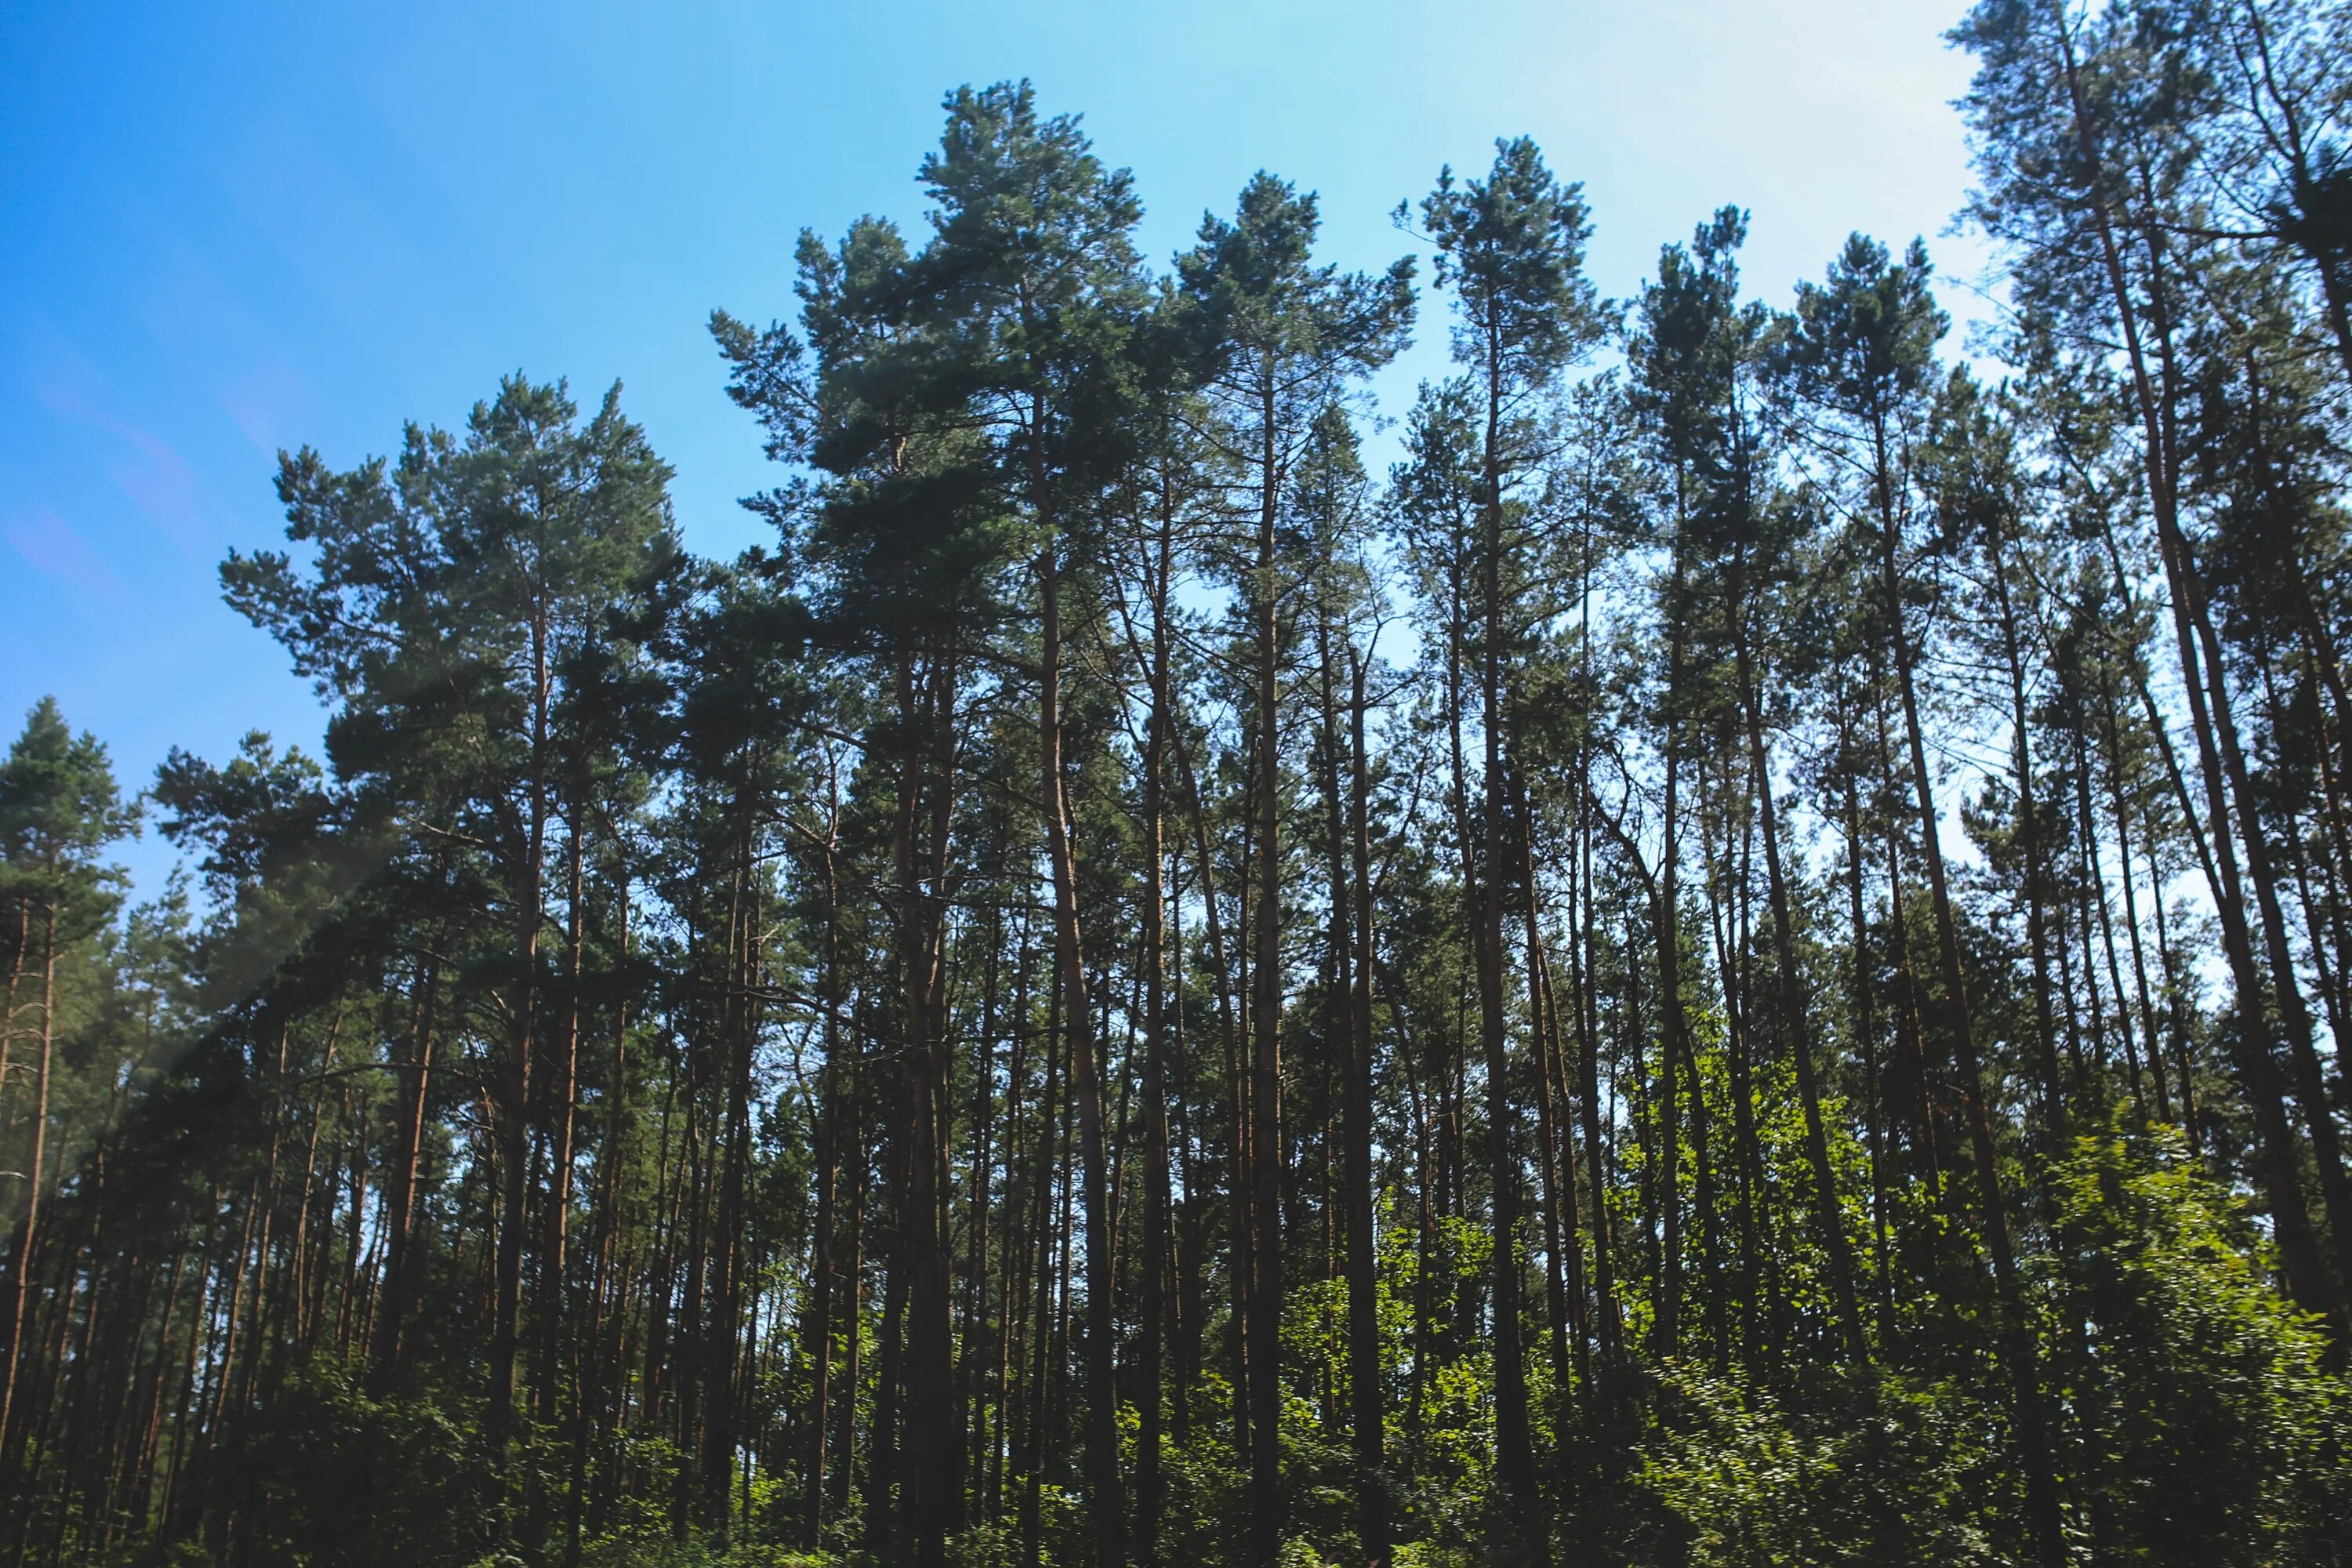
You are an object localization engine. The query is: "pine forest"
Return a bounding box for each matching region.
[6,4,2352,1564]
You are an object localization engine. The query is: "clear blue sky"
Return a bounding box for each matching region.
[1,0,1992,894]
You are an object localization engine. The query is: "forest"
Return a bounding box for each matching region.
[4,2,2352,1564]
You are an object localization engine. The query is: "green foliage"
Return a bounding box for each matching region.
[0,698,136,927]
[181,1361,496,1568]
[2049,1126,2352,1563]
[1639,1367,2006,1566]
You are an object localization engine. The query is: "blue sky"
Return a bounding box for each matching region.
[1,0,1993,894]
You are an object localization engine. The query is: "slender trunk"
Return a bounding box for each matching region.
[1477,341,1537,1522]
[704,812,756,1532]
[866,1141,906,1557]
[1175,724,1250,1462]
[993,909,1036,1524]
[836,1073,865,1515]
[961,896,1001,1536]
[1512,768,1574,1396]
[2,901,62,1450]
[1574,516,1619,1363]
[492,607,552,1477]
[1987,517,2069,1140]
[1838,692,1894,1332]
[900,641,963,1568]
[1732,543,1864,1361]
[1138,511,1174,1559]
[804,836,841,1544]
[568,882,630,1568]
[1247,372,1286,1566]
[1654,506,1691,1367]
[1871,409,2060,1565]
[1702,783,1760,1368]
[1039,542,1123,1568]
[1344,647,1388,1566]
[538,802,590,1425]
[2100,684,2172,1123]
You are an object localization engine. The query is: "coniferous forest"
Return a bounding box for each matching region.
[9,5,2352,1564]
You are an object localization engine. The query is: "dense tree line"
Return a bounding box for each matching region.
[5,5,2352,1563]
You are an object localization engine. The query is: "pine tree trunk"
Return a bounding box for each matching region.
[539,802,590,1425]
[2,899,63,1454]
[1477,350,1537,1526]
[1138,514,1174,1559]
[1039,543,1123,1568]
[1345,646,1388,1566]
[1731,546,1864,1361]
[1871,414,2061,1565]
